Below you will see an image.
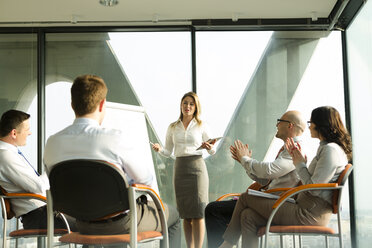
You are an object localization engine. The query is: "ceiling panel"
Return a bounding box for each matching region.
[0,0,336,23]
[0,0,364,30]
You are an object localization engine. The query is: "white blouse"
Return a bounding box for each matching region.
[296,141,348,204]
[160,118,216,158]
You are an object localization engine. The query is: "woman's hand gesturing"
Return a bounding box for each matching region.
[285,138,307,166]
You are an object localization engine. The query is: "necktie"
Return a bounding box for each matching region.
[275,146,285,159]
[18,149,40,176]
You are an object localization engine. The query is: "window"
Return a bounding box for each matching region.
[346,1,372,246]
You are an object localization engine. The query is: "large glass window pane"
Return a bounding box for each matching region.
[197,30,348,247]
[45,32,142,135]
[44,32,192,206]
[0,33,37,246]
[196,31,273,138]
[346,1,372,246]
[108,32,192,143]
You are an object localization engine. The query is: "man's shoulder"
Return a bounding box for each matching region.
[49,123,123,139]
[0,148,14,160]
[0,149,20,172]
[95,126,122,136]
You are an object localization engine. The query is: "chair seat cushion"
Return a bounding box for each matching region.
[9,229,68,237]
[257,225,335,237]
[59,231,163,244]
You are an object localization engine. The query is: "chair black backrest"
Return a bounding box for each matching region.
[49,159,130,221]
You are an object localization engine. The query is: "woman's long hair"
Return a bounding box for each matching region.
[311,106,352,160]
[171,92,202,127]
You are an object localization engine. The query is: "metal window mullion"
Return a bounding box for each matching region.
[191,26,197,93]
[341,30,356,248]
[37,29,46,248]
[37,29,46,174]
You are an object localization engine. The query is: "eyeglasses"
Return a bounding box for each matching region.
[307,121,312,127]
[277,119,291,125]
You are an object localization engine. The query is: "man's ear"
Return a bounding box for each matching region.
[98,99,106,112]
[10,129,17,139]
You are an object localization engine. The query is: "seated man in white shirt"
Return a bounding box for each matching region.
[44,74,181,247]
[205,110,306,248]
[0,109,76,230]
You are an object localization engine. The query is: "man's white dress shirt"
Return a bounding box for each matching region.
[44,118,153,187]
[0,141,49,217]
[240,137,302,190]
[160,119,216,158]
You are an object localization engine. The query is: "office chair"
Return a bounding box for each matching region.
[216,181,291,248]
[46,159,169,248]
[258,164,353,248]
[0,186,69,248]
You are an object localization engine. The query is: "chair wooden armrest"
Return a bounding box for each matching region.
[215,181,265,201]
[4,193,47,202]
[1,192,47,220]
[96,183,164,222]
[131,184,165,210]
[3,191,70,232]
[272,183,339,209]
[130,183,169,248]
[1,189,70,248]
[216,193,241,201]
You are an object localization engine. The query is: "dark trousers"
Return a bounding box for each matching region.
[21,205,77,231]
[77,201,181,248]
[205,200,237,248]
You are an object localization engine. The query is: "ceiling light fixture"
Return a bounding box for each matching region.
[232,13,239,22]
[152,14,159,23]
[311,11,318,21]
[99,0,119,7]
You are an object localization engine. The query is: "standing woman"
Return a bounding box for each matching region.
[218,106,352,248]
[152,92,216,248]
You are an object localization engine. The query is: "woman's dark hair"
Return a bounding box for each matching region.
[311,106,352,160]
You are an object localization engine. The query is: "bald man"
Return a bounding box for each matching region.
[205,110,306,248]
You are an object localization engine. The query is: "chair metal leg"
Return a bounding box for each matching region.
[299,235,302,248]
[15,219,21,248]
[337,212,343,248]
[128,187,138,248]
[2,217,7,248]
[339,233,343,248]
[1,198,8,248]
[264,231,269,248]
[292,235,296,248]
[259,237,263,248]
[237,236,242,248]
[47,190,55,248]
[325,236,329,248]
[280,235,284,248]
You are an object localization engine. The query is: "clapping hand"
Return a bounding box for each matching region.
[285,138,307,166]
[230,140,252,163]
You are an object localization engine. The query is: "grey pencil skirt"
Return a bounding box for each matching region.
[174,155,209,219]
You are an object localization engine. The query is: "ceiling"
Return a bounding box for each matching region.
[0,0,365,30]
